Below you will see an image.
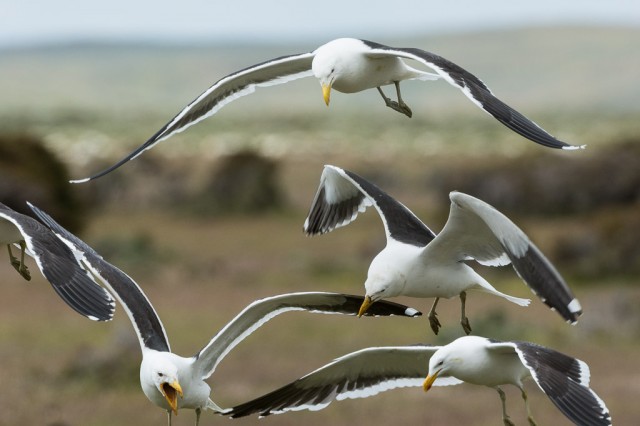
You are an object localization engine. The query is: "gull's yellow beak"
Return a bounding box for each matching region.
[423,370,440,392]
[358,296,373,317]
[322,83,332,106]
[161,380,184,415]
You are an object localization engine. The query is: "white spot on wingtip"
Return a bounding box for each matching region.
[69,177,90,184]
[562,144,587,150]
[405,308,421,317]
[567,298,582,314]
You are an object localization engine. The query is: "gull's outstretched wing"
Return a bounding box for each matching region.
[426,191,581,323]
[191,292,421,380]
[28,202,170,352]
[0,202,114,321]
[225,344,460,418]
[500,341,611,426]
[304,165,436,247]
[362,40,583,150]
[72,52,315,182]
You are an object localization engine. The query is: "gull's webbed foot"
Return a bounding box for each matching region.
[460,316,472,335]
[503,417,516,426]
[386,99,413,118]
[17,264,31,281]
[427,297,441,335]
[377,86,413,118]
[497,387,514,426]
[428,312,441,335]
[8,244,31,281]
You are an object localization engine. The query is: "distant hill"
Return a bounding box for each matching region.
[1,26,638,119]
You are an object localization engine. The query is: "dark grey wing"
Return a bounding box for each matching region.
[304,165,436,247]
[443,192,582,323]
[225,345,458,418]
[0,203,115,321]
[512,341,611,426]
[362,40,582,150]
[72,52,315,182]
[191,292,421,381]
[28,202,170,352]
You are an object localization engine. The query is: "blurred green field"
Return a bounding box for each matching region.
[1,26,639,425]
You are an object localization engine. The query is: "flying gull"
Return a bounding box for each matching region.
[225,335,611,426]
[28,202,421,425]
[72,38,581,183]
[0,201,114,321]
[304,165,582,334]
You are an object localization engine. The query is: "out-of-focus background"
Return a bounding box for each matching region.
[1,1,639,425]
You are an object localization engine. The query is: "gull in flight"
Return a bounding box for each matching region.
[28,202,421,425]
[226,335,611,426]
[304,165,582,334]
[72,38,581,183]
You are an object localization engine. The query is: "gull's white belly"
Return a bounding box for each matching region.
[332,56,409,93]
[402,262,478,299]
[455,351,530,388]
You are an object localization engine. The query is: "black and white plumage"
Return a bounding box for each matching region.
[0,202,114,321]
[72,37,581,183]
[304,165,582,335]
[226,336,611,426]
[28,203,421,426]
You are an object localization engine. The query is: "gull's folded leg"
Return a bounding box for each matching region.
[460,291,472,335]
[521,389,537,426]
[496,387,515,426]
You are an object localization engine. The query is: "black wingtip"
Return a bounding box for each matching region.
[69,125,167,183]
[69,153,136,183]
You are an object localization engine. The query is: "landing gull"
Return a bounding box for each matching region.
[304,165,582,334]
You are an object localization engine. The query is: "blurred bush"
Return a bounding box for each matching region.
[82,149,285,216]
[0,133,86,232]
[192,150,285,216]
[427,139,640,216]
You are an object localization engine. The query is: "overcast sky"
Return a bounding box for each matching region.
[3,0,639,47]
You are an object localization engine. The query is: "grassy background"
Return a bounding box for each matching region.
[1,26,639,425]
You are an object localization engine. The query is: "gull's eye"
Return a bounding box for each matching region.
[157,372,164,377]
[437,360,443,366]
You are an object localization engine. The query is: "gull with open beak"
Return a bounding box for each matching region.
[28,202,421,426]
